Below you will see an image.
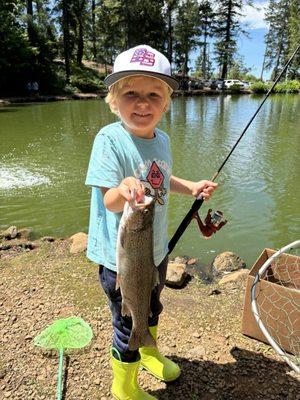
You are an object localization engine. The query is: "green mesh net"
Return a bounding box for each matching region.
[34,317,93,400]
[34,317,93,350]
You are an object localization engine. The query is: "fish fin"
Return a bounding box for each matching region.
[115,274,121,290]
[153,268,160,288]
[128,328,156,351]
[121,301,131,317]
[119,229,126,248]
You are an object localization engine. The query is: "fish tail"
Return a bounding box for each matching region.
[128,328,156,351]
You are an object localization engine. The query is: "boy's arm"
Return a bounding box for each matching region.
[101,177,145,212]
[170,175,218,201]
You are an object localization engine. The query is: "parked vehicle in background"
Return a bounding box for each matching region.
[223,79,244,89]
[242,81,251,89]
[207,80,218,89]
[190,80,204,90]
[206,79,224,89]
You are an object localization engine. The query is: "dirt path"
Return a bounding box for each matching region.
[0,241,299,399]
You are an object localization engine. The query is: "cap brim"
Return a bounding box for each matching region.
[104,70,179,91]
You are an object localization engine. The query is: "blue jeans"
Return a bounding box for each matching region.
[99,256,168,362]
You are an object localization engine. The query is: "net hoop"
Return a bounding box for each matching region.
[251,240,300,374]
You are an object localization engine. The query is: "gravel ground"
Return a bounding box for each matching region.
[0,240,299,400]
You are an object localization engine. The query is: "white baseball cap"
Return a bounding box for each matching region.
[104,45,179,91]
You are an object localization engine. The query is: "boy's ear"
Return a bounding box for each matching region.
[111,99,118,114]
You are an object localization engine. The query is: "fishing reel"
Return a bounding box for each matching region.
[193,209,227,239]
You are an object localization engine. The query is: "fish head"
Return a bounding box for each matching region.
[123,195,155,232]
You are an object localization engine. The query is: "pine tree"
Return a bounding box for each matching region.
[287,0,300,79]
[164,0,179,65]
[213,0,250,79]
[173,0,201,76]
[198,0,215,79]
[264,0,290,80]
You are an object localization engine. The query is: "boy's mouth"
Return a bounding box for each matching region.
[133,113,151,118]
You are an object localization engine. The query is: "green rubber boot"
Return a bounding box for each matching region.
[139,325,181,382]
[111,352,157,400]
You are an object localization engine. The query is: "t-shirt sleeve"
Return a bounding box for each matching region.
[85,132,124,188]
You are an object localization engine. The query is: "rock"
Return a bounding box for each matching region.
[212,251,246,274]
[41,236,55,242]
[69,232,88,254]
[17,228,33,240]
[218,269,249,285]
[0,244,12,251]
[0,367,6,379]
[0,226,18,240]
[173,256,188,264]
[187,258,197,265]
[165,262,187,287]
[208,288,222,296]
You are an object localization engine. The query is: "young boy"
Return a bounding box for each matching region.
[86,45,217,400]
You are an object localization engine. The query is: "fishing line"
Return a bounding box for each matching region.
[168,43,300,254]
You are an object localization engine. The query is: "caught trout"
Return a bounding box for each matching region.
[116,195,159,351]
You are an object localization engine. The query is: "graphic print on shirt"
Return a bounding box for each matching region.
[140,161,167,205]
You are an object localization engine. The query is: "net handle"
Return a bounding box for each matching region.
[251,240,300,374]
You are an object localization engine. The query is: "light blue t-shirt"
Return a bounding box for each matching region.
[85,121,172,271]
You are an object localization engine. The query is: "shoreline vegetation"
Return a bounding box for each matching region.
[1,81,299,106]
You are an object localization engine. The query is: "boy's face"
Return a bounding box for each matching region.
[113,77,168,139]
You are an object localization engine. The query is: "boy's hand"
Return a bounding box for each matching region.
[192,180,218,201]
[118,177,145,203]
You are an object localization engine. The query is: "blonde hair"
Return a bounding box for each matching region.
[105,76,172,116]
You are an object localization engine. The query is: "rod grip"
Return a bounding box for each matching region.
[168,197,204,254]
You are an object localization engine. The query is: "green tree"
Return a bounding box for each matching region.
[264,0,290,80]
[173,0,200,76]
[72,0,89,65]
[287,0,300,79]
[94,0,166,68]
[194,49,213,78]
[198,0,215,79]
[164,0,179,65]
[213,0,251,79]
[227,55,251,79]
[61,0,71,81]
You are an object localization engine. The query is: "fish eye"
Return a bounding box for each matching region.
[143,209,149,214]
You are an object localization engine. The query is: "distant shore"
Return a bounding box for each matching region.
[0,89,255,105]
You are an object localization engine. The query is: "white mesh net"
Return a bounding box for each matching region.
[251,240,300,373]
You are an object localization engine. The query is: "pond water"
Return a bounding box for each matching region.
[1,94,299,267]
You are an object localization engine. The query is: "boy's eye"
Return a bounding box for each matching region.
[124,91,136,96]
[149,92,160,97]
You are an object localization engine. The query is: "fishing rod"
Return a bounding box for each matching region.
[168,43,300,254]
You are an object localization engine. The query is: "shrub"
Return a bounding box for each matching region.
[229,84,244,92]
[250,81,269,93]
[250,80,300,94]
[273,80,300,93]
[69,64,105,93]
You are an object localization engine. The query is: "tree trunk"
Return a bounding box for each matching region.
[260,46,267,81]
[167,3,173,65]
[272,37,284,80]
[184,50,189,76]
[92,0,97,60]
[221,0,232,79]
[35,0,43,25]
[202,22,208,79]
[62,0,71,82]
[77,19,84,66]
[26,0,35,45]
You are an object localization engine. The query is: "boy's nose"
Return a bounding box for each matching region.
[136,96,149,107]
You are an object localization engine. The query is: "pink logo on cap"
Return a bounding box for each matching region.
[130,48,155,67]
